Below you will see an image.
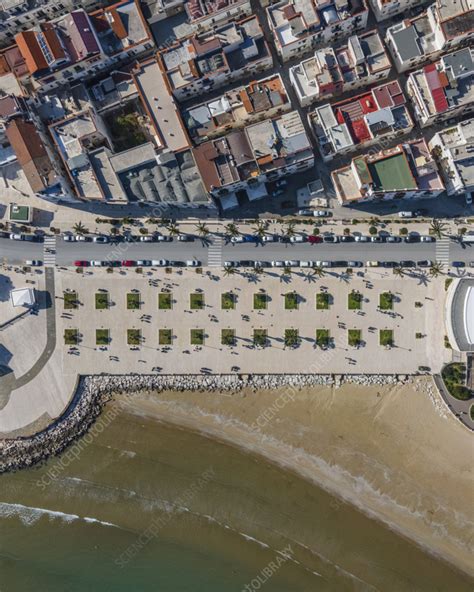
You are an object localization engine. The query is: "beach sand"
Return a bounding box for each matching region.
[121,377,474,578]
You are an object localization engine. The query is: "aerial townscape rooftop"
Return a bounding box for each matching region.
[0,0,474,589]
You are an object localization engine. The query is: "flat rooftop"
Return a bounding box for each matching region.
[133,59,190,153]
[368,153,417,192]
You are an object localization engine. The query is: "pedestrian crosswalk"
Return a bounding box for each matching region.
[43,236,56,267]
[435,236,450,265]
[207,235,223,267]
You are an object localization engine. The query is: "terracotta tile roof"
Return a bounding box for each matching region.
[15,31,48,74]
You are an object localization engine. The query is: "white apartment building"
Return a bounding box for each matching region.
[406,48,474,127]
[368,0,428,22]
[158,16,272,102]
[386,0,474,73]
[289,29,391,107]
[267,0,369,62]
[185,0,252,32]
[429,118,474,196]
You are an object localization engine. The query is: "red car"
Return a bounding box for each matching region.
[74,260,89,266]
[308,235,323,244]
[122,260,136,267]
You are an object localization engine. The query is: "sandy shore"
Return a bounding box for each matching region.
[120,378,474,578]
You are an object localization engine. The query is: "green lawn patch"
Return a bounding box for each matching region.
[441,363,471,400]
[190,292,205,310]
[63,291,78,310]
[127,329,141,345]
[316,329,330,348]
[316,292,330,310]
[158,292,172,310]
[379,292,394,310]
[348,290,362,310]
[253,329,267,347]
[64,329,78,345]
[445,278,453,291]
[284,292,298,310]
[127,292,140,310]
[221,292,235,310]
[95,292,109,310]
[96,329,109,345]
[253,292,267,310]
[284,328,299,348]
[159,329,172,345]
[221,329,235,346]
[379,329,394,347]
[348,329,362,347]
[190,329,205,345]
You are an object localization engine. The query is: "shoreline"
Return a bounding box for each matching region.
[1,373,472,580]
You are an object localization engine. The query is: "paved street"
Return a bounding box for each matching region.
[2,236,474,267]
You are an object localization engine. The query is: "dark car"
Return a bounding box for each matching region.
[404,234,420,243]
[331,260,348,267]
[323,235,339,243]
[417,260,433,267]
[382,261,398,268]
[74,260,89,267]
[452,261,465,267]
[340,235,354,242]
[386,236,402,243]
[400,260,416,267]
[308,235,323,244]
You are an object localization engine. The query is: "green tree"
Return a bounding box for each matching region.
[166,222,180,237]
[430,220,447,239]
[223,265,236,277]
[224,223,240,238]
[73,221,88,235]
[252,221,267,239]
[312,265,325,278]
[429,261,445,278]
[195,222,210,237]
[282,265,292,277]
[284,222,296,239]
[368,225,378,236]
[393,266,405,277]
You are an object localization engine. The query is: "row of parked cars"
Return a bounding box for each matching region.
[224,260,438,269]
[1,232,43,242]
[73,259,200,267]
[231,233,435,244]
[64,233,194,243]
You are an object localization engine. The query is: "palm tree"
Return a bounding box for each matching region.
[73,221,87,235]
[223,265,236,277]
[166,222,179,237]
[254,265,264,275]
[252,221,267,239]
[195,222,210,237]
[282,265,292,277]
[224,223,240,238]
[393,266,405,277]
[429,261,445,278]
[311,265,325,278]
[430,220,447,239]
[284,222,296,239]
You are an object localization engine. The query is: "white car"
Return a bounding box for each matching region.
[75,235,89,242]
[186,260,200,267]
[420,236,435,242]
[315,260,332,267]
[289,235,306,243]
[90,260,103,267]
[93,235,109,243]
[271,260,284,267]
[284,260,300,267]
[313,210,330,218]
[156,235,172,242]
[297,209,313,216]
[25,260,42,266]
[300,261,316,267]
[136,260,152,266]
[151,259,169,267]
[139,235,154,242]
[398,211,414,218]
[63,234,74,242]
[9,233,23,240]
[177,234,193,242]
[466,192,473,206]
[366,261,380,267]
[224,261,239,267]
[354,235,369,242]
[230,236,245,243]
[262,235,278,242]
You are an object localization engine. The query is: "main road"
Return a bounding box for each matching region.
[1,236,474,267]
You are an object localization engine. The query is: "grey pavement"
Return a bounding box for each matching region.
[433,375,474,431]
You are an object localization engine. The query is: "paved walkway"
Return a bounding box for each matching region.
[433,374,473,431]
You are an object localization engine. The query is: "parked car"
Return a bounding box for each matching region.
[452,261,465,267]
[25,260,42,266]
[354,235,369,242]
[398,211,414,218]
[331,260,348,268]
[382,261,397,268]
[90,260,103,267]
[370,236,384,243]
[254,261,269,268]
[400,260,416,267]
[417,260,433,267]
[93,235,109,243]
[0,231,10,238]
[75,235,90,242]
[186,260,201,266]
[239,260,255,267]
[9,233,23,240]
[271,260,284,267]
[224,261,239,268]
[139,235,154,242]
[404,234,419,243]
[122,260,136,267]
[340,235,354,242]
[300,261,316,267]
[63,234,74,241]
[308,235,323,244]
[469,261,474,268]
[74,260,89,266]
[420,236,435,242]
[366,261,380,267]
[347,261,363,267]
[284,260,300,267]
[276,179,287,188]
[243,235,258,242]
[230,236,245,243]
[23,234,36,241]
[316,260,332,267]
[136,260,152,266]
[466,192,473,206]
[314,210,330,218]
[105,260,121,267]
[323,235,338,243]
[177,234,193,242]
[151,259,169,267]
[289,235,306,243]
[262,234,278,242]
[297,209,313,216]
[156,235,172,242]
[386,236,401,243]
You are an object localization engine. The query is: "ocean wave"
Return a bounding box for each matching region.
[0,502,118,529]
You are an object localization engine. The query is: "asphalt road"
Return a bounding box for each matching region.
[1,237,474,267]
